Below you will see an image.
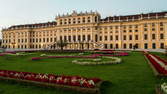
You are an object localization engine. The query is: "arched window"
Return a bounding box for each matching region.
[83,17,85,23]
[160,34,164,39]
[73,35,76,42]
[68,36,71,42]
[104,44,108,49]
[116,44,119,49]
[82,35,85,41]
[64,36,67,41]
[110,44,113,49]
[95,34,98,42]
[87,17,91,23]
[152,43,156,49]
[129,44,132,49]
[39,45,41,48]
[144,43,148,49]
[87,35,91,41]
[60,36,62,41]
[152,34,156,40]
[124,44,127,49]
[160,43,164,49]
[95,16,98,22]
[36,45,38,49]
[135,43,139,49]
[78,35,81,41]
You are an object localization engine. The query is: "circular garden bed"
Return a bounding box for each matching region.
[72,56,122,65]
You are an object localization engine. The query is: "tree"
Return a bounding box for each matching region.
[56,39,68,51]
[133,44,138,50]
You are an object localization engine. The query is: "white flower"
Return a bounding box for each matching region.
[72,56,121,65]
[40,54,46,57]
[88,80,95,86]
[161,83,167,94]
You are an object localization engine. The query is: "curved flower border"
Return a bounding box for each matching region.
[143,51,167,75]
[0,70,101,88]
[161,82,167,94]
[72,57,122,65]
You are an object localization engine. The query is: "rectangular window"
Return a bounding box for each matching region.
[160,43,164,49]
[64,36,67,41]
[99,36,102,41]
[110,36,113,40]
[123,35,126,40]
[50,38,52,42]
[47,38,49,42]
[152,34,156,40]
[160,22,163,26]
[152,43,156,49]
[68,36,71,42]
[144,43,148,49]
[110,44,113,49]
[144,28,147,31]
[116,35,119,40]
[43,38,45,42]
[82,35,85,41]
[73,36,76,42]
[87,35,91,41]
[144,34,147,40]
[160,28,163,31]
[152,28,155,31]
[135,35,138,40]
[160,34,164,39]
[105,36,108,41]
[129,30,132,32]
[135,30,138,32]
[129,35,132,40]
[104,44,108,49]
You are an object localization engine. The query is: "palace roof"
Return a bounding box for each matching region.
[101,11,167,22]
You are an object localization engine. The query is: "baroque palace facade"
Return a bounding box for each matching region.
[1,11,167,50]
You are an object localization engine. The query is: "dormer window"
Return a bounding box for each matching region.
[69,19,71,24]
[88,17,91,23]
[83,17,85,23]
[160,22,163,26]
[78,18,81,23]
[60,19,62,25]
[73,18,76,24]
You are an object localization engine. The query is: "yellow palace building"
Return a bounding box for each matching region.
[1,11,167,50]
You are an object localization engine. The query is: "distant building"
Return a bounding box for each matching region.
[1,11,167,50]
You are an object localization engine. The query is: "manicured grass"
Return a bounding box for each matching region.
[0,52,160,94]
[150,52,167,60]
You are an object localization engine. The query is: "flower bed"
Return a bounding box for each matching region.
[72,57,122,65]
[32,54,98,60]
[32,52,128,61]
[0,52,15,56]
[161,83,167,94]
[0,70,103,94]
[143,51,167,76]
[98,52,129,56]
[156,83,167,94]
[93,50,129,56]
[0,52,35,56]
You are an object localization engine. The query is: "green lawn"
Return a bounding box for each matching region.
[0,52,160,94]
[150,52,167,60]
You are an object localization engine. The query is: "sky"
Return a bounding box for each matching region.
[0,0,166,38]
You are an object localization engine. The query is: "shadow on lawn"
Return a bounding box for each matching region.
[100,81,112,94]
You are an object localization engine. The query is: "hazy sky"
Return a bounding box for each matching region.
[0,0,166,38]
